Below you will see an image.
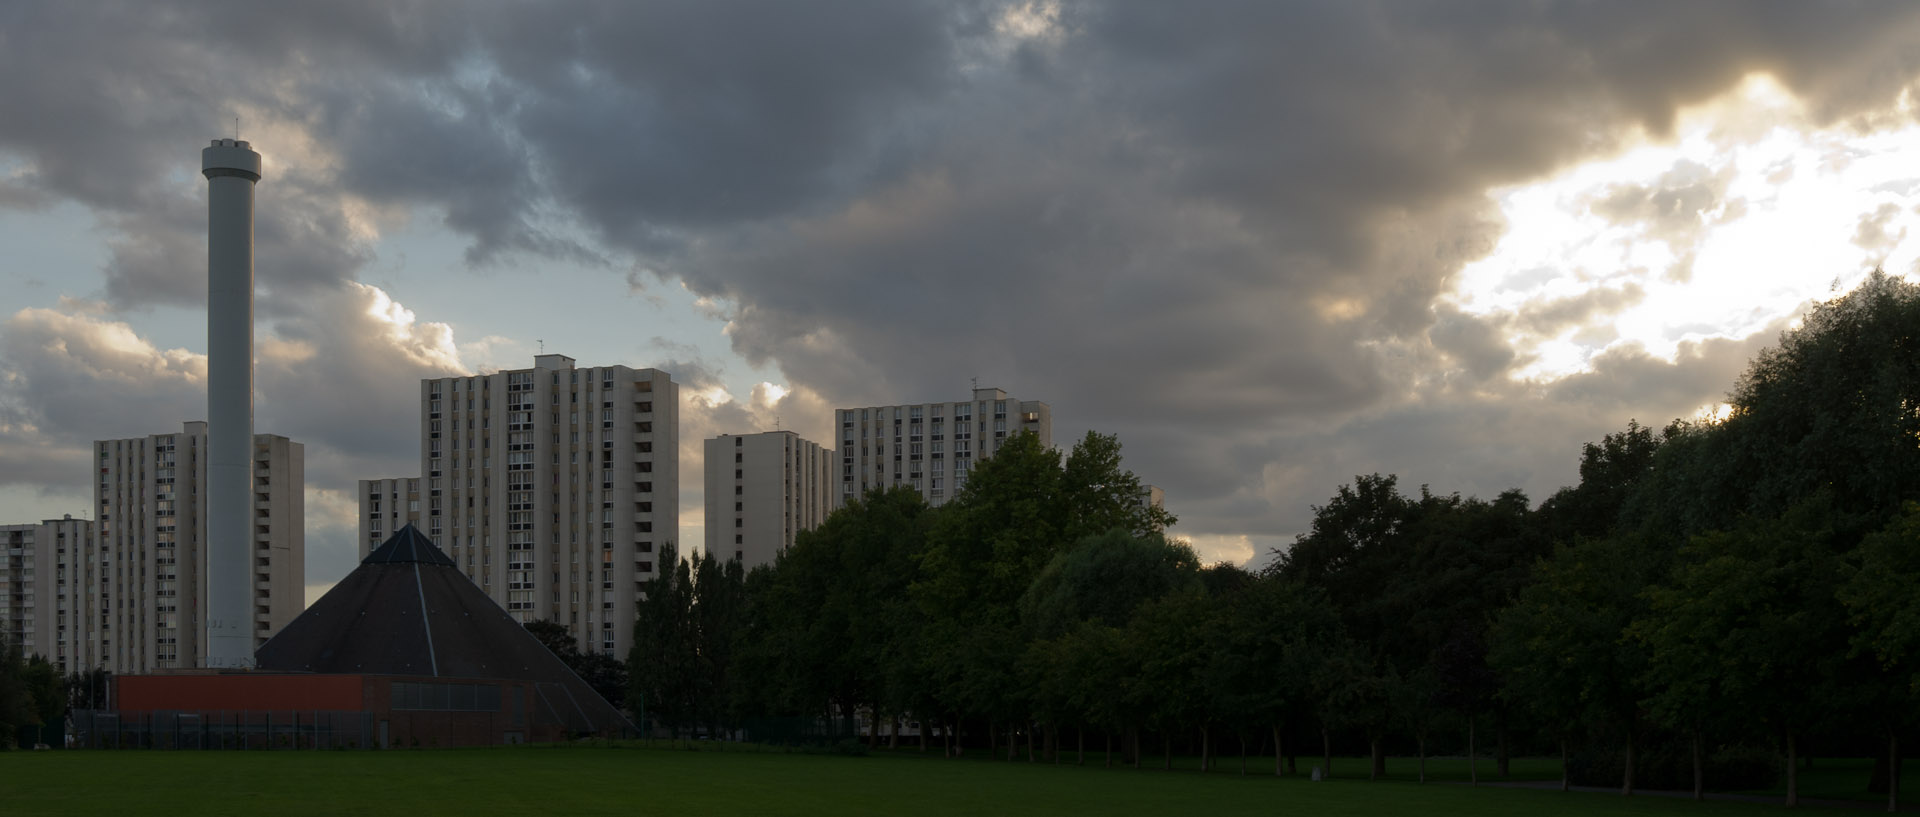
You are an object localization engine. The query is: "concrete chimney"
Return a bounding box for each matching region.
[202,138,261,669]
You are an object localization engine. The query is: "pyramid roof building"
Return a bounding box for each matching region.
[255,524,630,735]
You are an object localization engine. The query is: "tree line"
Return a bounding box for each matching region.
[622,273,1920,807]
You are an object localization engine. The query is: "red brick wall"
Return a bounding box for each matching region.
[116,674,365,712]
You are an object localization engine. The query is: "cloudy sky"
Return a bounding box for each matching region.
[6,1,1920,601]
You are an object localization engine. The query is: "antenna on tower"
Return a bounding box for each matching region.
[537,338,545,354]
[775,414,782,431]
[971,376,978,392]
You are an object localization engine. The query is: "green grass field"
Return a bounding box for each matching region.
[0,744,1902,816]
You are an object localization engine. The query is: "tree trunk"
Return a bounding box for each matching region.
[1891,733,1901,814]
[1163,734,1172,770]
[1201,725,1211,773]
[1469,714,1477,786]
[1273,724,1285,777]
[1133,728,1142,770]
[1105,732,1113,768]
[1691,731,1703,801]
[1623,727,1635,796]
[1369,734,1384,780]
[1007,725,1017,762]
[919,722,927,753]
[1787,731,1798,808]
[988,720,997,759]
[942,721,951,758]
[1418,732,1426,784]
[1321,726,1332,780]
[1560,737,1570,792]
[1026,722,1034,763]
[868,708,879,748]
[889,716,899,750]
[1078,727,1084,766]
[1497,722,1510,778]
[1240,733,1248,776]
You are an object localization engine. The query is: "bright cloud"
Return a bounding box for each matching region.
[1450,73,1920,382]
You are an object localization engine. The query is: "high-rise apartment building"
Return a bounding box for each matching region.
[834,387,1051,508]
[390,354,678,658]
[357,477,422,558]
[93,422,304,673]
[704,431,832,568]
[0,516,91,671]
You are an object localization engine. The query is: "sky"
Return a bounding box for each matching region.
[5,1,1920,604]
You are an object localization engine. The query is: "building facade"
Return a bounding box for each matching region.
[386,354,678,658]
[704,431,832,568]
[92,422,304,674]
[356,477,422,558]
[0,516,92,671]
[834,387,1051,508]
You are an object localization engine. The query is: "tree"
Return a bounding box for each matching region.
[1019,530,1201,640]
[1535,420,1664,542]
[1059,431,1176,540]
[1633,499,1851,807]
[1842,503,1920,812]
[22,656,61,734]
[629,542,698,739]
[1724,271,1920,523]
[1205,578,1342,776]
[0,641,31,750]
[1490,535,1662,795]
[65,669,110,713]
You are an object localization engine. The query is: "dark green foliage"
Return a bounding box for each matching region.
[616,277,1920,802]
[65,668,110,712]
[0,641,29,749]
[629,542,700,737]
[1020,530,1201,639]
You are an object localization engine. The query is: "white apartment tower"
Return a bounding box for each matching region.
[356,477,422,558]
[0,516,92,671]
[835,387,1052,508]
[410,354,678,658]
[93,422,304,674]
[704,431,832,568]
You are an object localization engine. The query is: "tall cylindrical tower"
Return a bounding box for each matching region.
[203,138,261,669]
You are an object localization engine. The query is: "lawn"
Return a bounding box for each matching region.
[0,744,1898,816]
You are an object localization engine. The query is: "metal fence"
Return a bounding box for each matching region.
[72,710,374,750]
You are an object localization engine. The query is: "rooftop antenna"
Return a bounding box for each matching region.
[235,116,240,140]
[970,376,978,392]
[537,338,545,354]
[774,414,782,431]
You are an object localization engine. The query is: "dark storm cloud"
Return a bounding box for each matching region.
[493,0,968,243]
[5,1,1920,558]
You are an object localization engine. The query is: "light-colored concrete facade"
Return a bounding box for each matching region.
[357,477,422,558]
[408,354,678,658]
[704,431,833,568]
[92,422,304,674]
[1139,485,1167,533]
[1,516,91,671]
[834,387,1052,508]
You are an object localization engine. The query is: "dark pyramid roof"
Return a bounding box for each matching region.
[256,524,631,735]
[362,524,455,566]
